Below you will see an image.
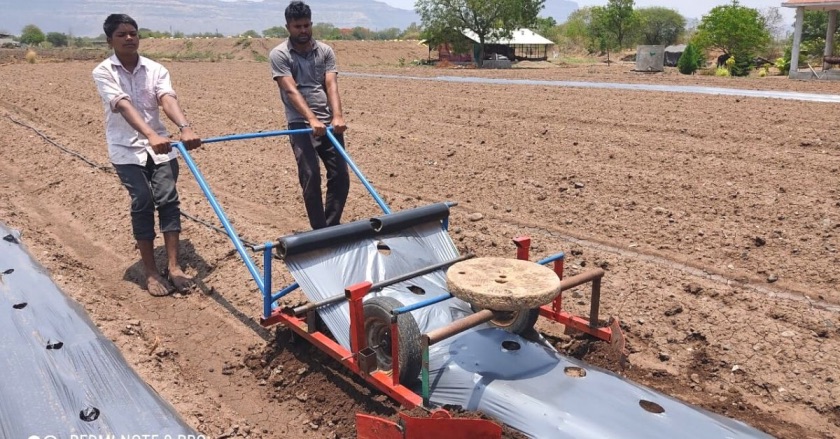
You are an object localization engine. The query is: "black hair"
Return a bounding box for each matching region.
[285,1,311,23]
[103,14,138,39]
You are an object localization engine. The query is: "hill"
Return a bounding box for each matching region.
[0,0,419,37]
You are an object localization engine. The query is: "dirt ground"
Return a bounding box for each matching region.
[0,40,838,438]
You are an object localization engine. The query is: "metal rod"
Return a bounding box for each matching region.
[200,128,313,145]
[263,243,273,319]
[589,277,602,328]
[292,254,473,316]
[421,336,430,407]
[426,309,495,346]
[325,129,391,214]
[271,282,300,304]
[537,252,565,266]
[559,268,605,291]
[391,293,453,316]
[174,142,264,293]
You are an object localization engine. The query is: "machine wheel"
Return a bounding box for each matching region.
[472,304,540,335]
[363,296,422,384]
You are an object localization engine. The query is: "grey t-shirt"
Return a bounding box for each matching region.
[269,40,338,125]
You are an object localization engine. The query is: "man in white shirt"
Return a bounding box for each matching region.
[93,14,201,296]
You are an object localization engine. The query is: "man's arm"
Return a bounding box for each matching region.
[275,76,327,136]
[160,95,201,150]
[113,99,173,155]
[93,66,172,154]
[324,72,346,134]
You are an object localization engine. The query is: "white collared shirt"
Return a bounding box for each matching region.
[92,54,179,165]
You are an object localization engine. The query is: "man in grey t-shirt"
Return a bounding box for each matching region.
[270,0,349,230]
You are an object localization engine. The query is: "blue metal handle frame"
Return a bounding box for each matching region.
[325,129,391,215]
[537,252,565,265]
[173,127,392,319]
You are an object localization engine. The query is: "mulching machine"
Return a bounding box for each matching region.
[174,128,616,438]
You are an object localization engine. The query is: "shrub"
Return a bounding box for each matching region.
[677,43,702,75]
[715,66,731,77]
[776,46,792,75]
[25,49,37,63]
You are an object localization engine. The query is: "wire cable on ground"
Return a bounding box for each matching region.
[7,115,114,172]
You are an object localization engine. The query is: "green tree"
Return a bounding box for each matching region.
[351,26,371,40]
[601,0,637,49]
[138,28,172,39]
[240,29,260,38]
[590,6,618,56]
[20,24,45,45]
[559,7,597,51]
[312,23,341,40]
[693,0,770,76]
[188,31,224,38]
[46,32,68,47]
[416,0,545,67]
[400,22,422,40]
[373,27,402,40]
[420,22,471,54]
[677,42,703,74]
[796,10,840,58]
[533,16,556,38]
[263,26,289,38]
[636,7,685,46]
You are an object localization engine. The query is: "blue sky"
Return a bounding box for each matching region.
[380,0,796,24]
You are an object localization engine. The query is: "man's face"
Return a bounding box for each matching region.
[108,23,139,56]
[286,18,312,46]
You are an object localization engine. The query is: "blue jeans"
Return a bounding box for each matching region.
[113,155,181,241]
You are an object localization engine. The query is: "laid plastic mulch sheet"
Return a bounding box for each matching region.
[281,204,773,439]
[0,222,197,438]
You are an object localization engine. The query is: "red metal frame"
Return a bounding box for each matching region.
[514,236,613,343]
[261,306,423,409]
[357,410,503,439]
[260,236,614,437]
[348,282,372,354]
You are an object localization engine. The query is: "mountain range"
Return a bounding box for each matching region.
[0,0,578,37]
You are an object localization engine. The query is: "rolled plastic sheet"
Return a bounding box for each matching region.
[370,202,450,234]
[0,223,198,438]
[278,219,376,258]
[282,208,774,438]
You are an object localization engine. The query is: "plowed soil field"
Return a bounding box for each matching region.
[1,39,838,438]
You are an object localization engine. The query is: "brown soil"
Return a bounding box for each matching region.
[1,40,839,438]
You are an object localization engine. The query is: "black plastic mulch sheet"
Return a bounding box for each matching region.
[0,223,198,438]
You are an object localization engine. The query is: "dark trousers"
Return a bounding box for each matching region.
[113,155,181,241]
[289,123,350,230]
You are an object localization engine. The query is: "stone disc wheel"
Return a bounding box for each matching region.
[447,257,562,311]
[363,296,422,384]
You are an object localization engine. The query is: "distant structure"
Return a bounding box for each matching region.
[434,28,555,66]
[0,33,20,48]
[664,44,686,67]
[783,0,840,79]
[634,45,665,72]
